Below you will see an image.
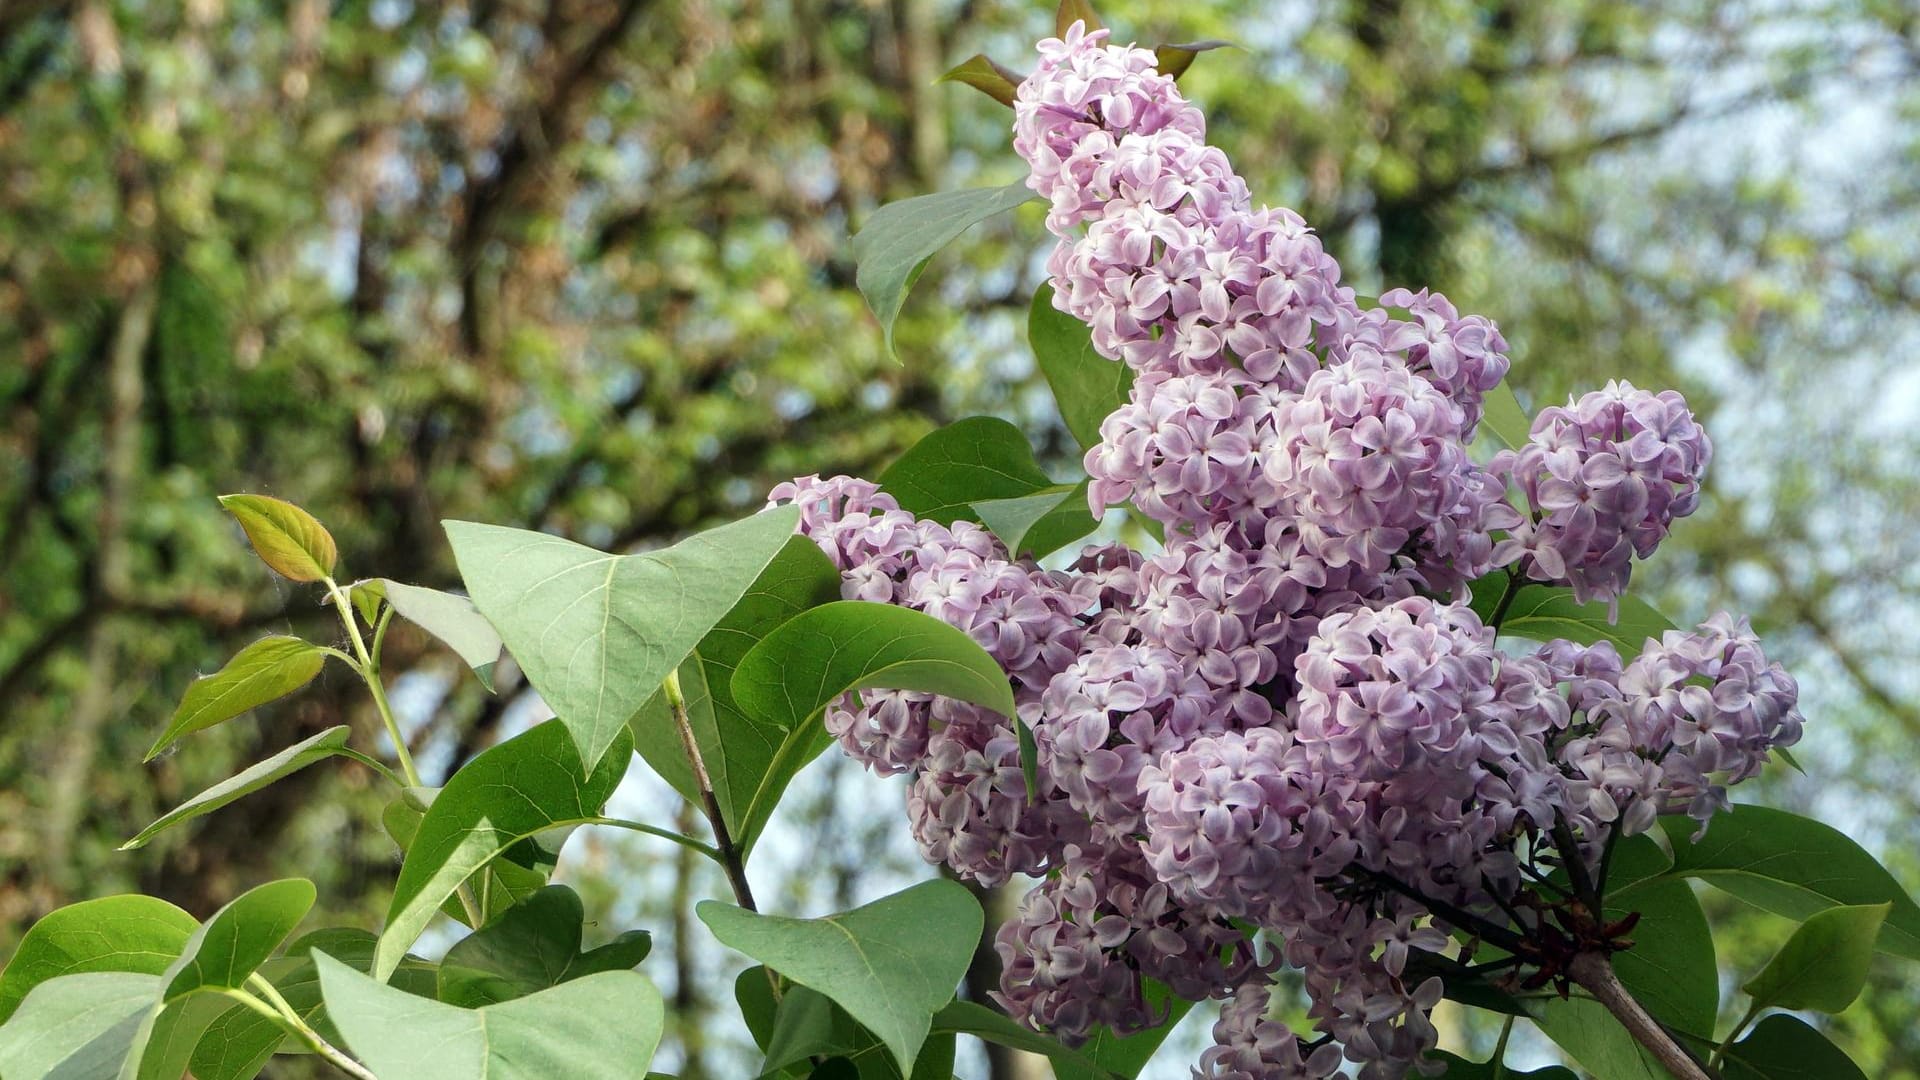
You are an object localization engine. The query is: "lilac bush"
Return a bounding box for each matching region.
[772,21,1805,1079]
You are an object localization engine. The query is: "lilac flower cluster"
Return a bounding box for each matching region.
[766,22,1803,1079]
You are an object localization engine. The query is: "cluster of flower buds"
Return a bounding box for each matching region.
[769,22,1801,1079]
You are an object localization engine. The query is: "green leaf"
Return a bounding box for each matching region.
[1055,0,1102,35]
[1029,284,1131,452]
[732,601,1016,737]
[1741,902,1889,1014]
[971,481,1097,560]
[218,494,338,583]
[124,726,353,850]
[1530,996,1672,1080]
[1714,1014,1868,1080]
[187,929,438,1080]
[878,416,1054,524]
[938,55,1021,107]
[852,184,1038,357]
[1152,40,1233,80]
[1467,581,1678,653]
[352,579,504,691]
[0,895,197,1023]
[444,505,800,768]
[1426,1051,1579,1078]
[145,636,329,760]
[437,885,652,1008]
[628,536,841,849]
[164,878,315,1002]
[1053,978,1195,1080]
[697,879,982,1076]
[0,971,161,1080]
[931,999,1105,1075]
[374,719,631,981]
[315,952,665,1079]
[1658,806,1920,961]
[1473,381,1533,452]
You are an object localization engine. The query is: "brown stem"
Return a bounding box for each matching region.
[1567,952,1717,1080]
[664,671,757,913]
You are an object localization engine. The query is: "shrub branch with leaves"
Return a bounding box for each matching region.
[0,5,1913,1080]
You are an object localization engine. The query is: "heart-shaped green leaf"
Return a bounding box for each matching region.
[1467,581,1678,654]
[316,952,665,1079]
[628,536,841,850]
[218,494,338,582]
[351,579,504,691]
[0,895,197,1023]
[972,481,1097,560]
[852,184,1037,357]
[374,720,631,981]
[164,878,315,1002]
[878,416,1055,524]
[0,971,161,1079]
[146,636,329,760]
[1052,978,1195,1080]
[125,726,353,850]
[698,880,981,1076]
[437,885,652,1008]
[1658,806,1920,961]
[1029,284,1132,453]
[731,601,1016,736]
[1742,902,1890,1014]
[1713,1014,1868,1080]
[444,505,799,768]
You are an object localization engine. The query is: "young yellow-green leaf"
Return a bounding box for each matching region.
[1714,1014,1869,1080]
[374,720,632,981]
[1472,381,1533,453]
[0,971,161,1079]
[1055,0,1102,36]
[1658,806,1920,961]
[352,579,504,691]
[1467,581,1678,654]
[163,878,315,1002]
[1741,902,1890,1014]
[316,953,665,1079]
[697,880,981,1076]
[972,481,1097,560]
[1153,40,1233,80]
[217,494,338,582]
[145,636,329,760]
[0,895,197,1022]
[1029,284,1132,453]
[125,726,353,850]
[628,536,841,851]
[437,886,652,1008]
[878,416,1055,524]
[444,505,799,768]
[731,601,1017,737]
[938,54,1021,107]
[851,184,1038,357]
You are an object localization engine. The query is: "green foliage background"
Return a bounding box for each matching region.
[1,1,1916,1075]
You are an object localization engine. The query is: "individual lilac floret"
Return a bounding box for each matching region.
[1198,979,1344,1080]
[1494,381,1712,607]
